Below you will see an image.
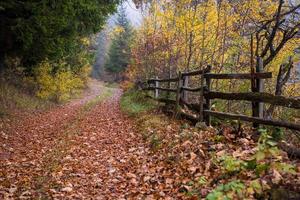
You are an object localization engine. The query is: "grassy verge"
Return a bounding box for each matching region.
[0,81,54,116]
[120,90,158,117]
[120,89,173,151]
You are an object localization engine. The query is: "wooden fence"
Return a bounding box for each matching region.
[143,59,300,131]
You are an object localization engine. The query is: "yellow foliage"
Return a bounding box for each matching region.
[77,64,92,86]
[128,0,299,98]
[114,26,125,34]
[34,60,85,102]
[109,26,125,38]
[80,37,91,46]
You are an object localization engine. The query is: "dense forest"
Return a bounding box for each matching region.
[0,0,119,102]
[1,0,300,199]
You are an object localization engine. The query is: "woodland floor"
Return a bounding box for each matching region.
[0,81,153,199]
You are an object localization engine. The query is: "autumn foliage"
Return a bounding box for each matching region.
[127,0,300,95]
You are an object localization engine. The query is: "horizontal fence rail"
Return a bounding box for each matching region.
[204,72,272,79]
[145,87,177,92]
[205,92,300,109]
[181,66,212,77]
[148,77,179,83]
[181,86,207,92]
[142,63,300,131]
[147,71,272,83]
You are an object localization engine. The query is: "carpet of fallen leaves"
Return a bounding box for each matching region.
[130,111,299,198]
[1,81,300,199]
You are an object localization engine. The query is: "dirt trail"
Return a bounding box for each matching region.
[0,81,149,199]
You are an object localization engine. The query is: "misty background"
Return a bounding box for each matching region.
[92,0,142,80]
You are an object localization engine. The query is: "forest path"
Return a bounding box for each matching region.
[0,81,149,199]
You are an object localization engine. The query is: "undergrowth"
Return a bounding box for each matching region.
[0,80,54,115]
[120,90,300,200]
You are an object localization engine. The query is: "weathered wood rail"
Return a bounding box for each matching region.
[142,61,300,131]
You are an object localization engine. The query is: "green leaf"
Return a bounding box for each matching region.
[274,163,296,174]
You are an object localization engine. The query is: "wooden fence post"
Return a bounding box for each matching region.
[176,71,182,117]
[257,58,264,118]
[199,69,205,122]
[182,76,189,102]
[155,76,159,98]
[252,57,264,127]
[204,66,212,125]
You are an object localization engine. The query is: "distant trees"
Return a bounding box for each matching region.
[92,25,112,80]
[105,5,134,81]
[0,0,119,72]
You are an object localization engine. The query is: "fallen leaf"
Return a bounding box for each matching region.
[61,187,73,192]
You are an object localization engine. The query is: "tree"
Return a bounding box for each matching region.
[127,0,300,120]
[0,0,119,72]
[249,0,300,118]
[129,0,299,81]
[105,5,134,81]
[252,0,300,67]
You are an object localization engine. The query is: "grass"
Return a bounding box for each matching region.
[120,90,158,116]
[137,114,168,140]
[0,81,54,113]
[120,89,168,149]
